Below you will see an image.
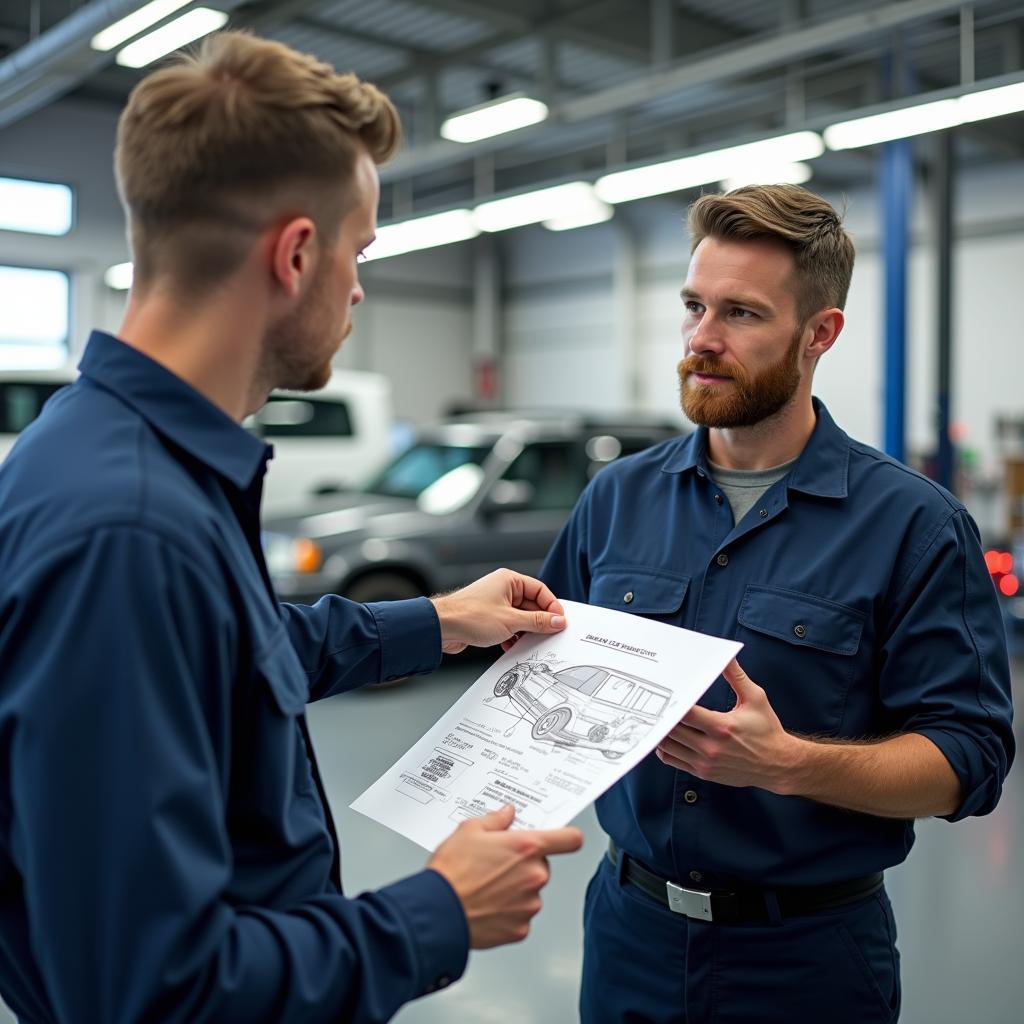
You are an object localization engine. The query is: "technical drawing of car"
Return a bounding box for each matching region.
[493,662,671,760]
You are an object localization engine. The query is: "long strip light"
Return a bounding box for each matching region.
[474,181,600,233]
[90,0,192,51]
[720,161,813,192]
[825,80,1024,150]
[595,131,824,205]
[116,7,228,68]
[0,177,73,235]
[440,94,549,144]
[362,209,479,262]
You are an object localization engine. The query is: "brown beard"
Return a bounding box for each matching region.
[678,328,803,428]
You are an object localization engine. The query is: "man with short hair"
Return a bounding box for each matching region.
[0,33,581,1023]
[541,184,1013,1023]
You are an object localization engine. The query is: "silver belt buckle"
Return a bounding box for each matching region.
[666,881,713,921]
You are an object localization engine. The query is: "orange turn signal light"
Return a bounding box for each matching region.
[294,538,323,574]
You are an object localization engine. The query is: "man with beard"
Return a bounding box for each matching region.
[540,184,1013,1023]
[0,32,584,1024]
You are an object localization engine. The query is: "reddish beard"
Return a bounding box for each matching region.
[677,329,803,428]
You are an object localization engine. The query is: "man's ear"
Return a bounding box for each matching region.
[270,216,317,299]
[805,307,845,360]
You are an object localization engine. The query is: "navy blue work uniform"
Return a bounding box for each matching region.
[0,332,467,1023]
[541,400,1014,1023]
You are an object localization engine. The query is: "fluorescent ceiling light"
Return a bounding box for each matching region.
[104,262,134,290]
[474,181,601,233]
[595,131,824,204]
[958,81,1024,123]
[543,195,614,231]
[0,177,73,235]
[115,7,228,68]
[824,98,960,150]
[363,209,478,261]
[720,161,813,192]
[90,0,192,51]
[440,94,549,144]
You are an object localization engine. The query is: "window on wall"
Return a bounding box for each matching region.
[0,266,71,369]
[0,177,74,236]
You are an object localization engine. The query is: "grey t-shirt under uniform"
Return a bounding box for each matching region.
[708,456,798,526]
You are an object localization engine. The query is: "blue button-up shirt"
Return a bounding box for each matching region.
[0,331,467,1024]
[542,400,1014,888]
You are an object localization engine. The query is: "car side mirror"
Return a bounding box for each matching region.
[482,479,535,515]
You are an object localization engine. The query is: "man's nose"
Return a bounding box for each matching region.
[686,314,724,356]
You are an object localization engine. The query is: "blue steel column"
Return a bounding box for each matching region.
[934,130,955,492]
[881,137,911,463]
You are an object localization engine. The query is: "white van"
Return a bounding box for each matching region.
[0,368,76,463]
[2,367,393,516]
[247,369,393,514]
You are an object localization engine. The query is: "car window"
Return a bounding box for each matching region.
[0,381,67,433]
[250,397,353,438]
[555,666,608,694]
[501,442,585,510]
[365,443,491,499]
[593,674,636,707]
[631,688,669,716]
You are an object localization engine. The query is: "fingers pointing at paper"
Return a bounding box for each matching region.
[655,658,798,792]
[427,804,584,949]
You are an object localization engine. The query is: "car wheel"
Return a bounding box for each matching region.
[344,572,424,604]
[494,670,519,697]
[531,706,571,740]
[600,749,624,760]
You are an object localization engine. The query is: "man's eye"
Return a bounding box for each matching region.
[684,301,703,314]
[731,307,756,318]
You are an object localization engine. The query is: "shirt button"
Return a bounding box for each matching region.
[437,976,452,989]
[684,789,698,804]
[623,591,634,604]
[793,624,806,638]
[689,870,703,883]
[716,553,729,567]
[759,508,768,518]
[714,494,723,505]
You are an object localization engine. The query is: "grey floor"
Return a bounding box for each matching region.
[3,657,1021,1023]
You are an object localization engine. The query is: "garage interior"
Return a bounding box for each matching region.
[1,1,1022,1021]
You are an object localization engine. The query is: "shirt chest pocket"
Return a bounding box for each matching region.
[737,585,865,735]
[235,630,318,813]
[588,566,690,623]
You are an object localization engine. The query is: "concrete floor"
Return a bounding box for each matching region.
[3,657,1021,1022]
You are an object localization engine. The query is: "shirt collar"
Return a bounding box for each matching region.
[78,330,270,491]
[660,397,849,499]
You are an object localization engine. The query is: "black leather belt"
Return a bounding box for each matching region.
[608,841,883,925]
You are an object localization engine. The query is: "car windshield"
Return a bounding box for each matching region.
[554,666,608,695]
[364,443,491,499]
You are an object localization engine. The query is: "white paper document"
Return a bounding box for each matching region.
[351,600,742,851]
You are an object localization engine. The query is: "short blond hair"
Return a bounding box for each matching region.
[115,31,400,295]
[687,184,855,323]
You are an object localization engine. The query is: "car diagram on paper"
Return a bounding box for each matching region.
[352,600,742,851]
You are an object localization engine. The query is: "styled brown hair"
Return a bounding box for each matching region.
[687,184,855,323]
[115,31,400,296]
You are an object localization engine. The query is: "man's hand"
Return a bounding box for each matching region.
[431,569,566,654]
[655,658,798,792]
[427,804,583,948]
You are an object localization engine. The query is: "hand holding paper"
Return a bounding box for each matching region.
[427,803,583,948]
[352,600,741,851]
[655,658,797,792]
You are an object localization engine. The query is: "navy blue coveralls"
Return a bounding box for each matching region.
[0,332,467,1023]
[541,400,1014,1023]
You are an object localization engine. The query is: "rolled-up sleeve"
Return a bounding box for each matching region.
[1,526,466,1024]
[878,509,1014,820]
